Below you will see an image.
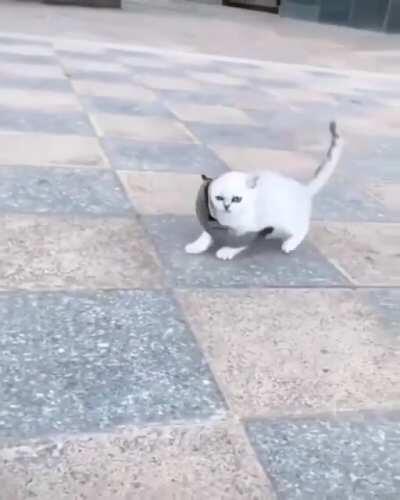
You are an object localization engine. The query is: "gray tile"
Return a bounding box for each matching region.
[0,167,133,215]
[143,215,349,288]
[367,288,400,337]
[0,35,51,47]
[69,70,130,82]
[0,106,94,136]
[188,122,294,149]
[313,179,393,222]
[0,290,224,439]
[0,53,58,65]
[81,95,172,117]
[0,74,73,92]
[246,413,400,500]
[103,138,227,175]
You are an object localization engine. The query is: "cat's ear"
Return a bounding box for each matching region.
[247,175,259,189]
[201,174,213,182]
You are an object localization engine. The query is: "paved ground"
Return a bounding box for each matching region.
[0,24,399,500]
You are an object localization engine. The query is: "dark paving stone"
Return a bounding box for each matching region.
[142,215,349,288]
[0,35,51,47]
[246,413,400,500]
[103,137,228,175]
[81,95,172,117]
[0,166,133,215]
[68,70,129,82]
[0,106,94,136]
[0,290,224,440]
[366,288,400,337]
[187,122,295,149]
[313,179,394,222]
[0,52,58,65]
[0,74,73,92]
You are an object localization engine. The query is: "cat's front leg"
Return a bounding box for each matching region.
[185,231,213,254]
[216,246,247,261]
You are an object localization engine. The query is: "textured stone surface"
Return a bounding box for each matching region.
[0,167,130,214]
[71,79,157,100]
[178,289,400,417]
[103,137,227,174]
[144,216,348,288]
[82,95,171,117]
[0,134,108,168]
[311,222,400,286]
[0,216,163,290]
[166,102,255,125]
[0,422,274,500]
[0,290,223,438]
[246,414,400,500]
[0,88,81,111]
[118,171,201,215]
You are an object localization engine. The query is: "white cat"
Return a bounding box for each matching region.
[186,121,343,260]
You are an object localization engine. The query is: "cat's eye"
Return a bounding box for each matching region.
[232,196,242,203]
[216,195,224,201]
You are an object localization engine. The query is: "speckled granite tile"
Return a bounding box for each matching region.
[0,106,94,136]
[0,216,163,290]
[0,167,131,215]
[0,290,223,439]
[0,74,72,92]
[81,95,172,117]
[246,413,400,500]
[103,137,227,175]
[0,52,57,66]
[0,422,272,500]
[0,35,51,47]
[178,289,400,418]
[187,122,295,149]
[143,216,348,288]
[366,288,400,337]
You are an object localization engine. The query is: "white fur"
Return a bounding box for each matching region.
[185,231,213,254]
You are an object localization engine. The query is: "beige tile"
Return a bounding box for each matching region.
[178,289,400,417]
[133,74,202,91]
[0,422,273,500]
[166,102,256,125]
[310,222,400,286]
[61,57,127,74]
[367,184,400,212]
[0,61,65,79]
[91,113,196,143]
[0,215,163,290]
[0,88,82,111]
[0,134,108,168]
[119,171,200,215]
[213,145,315,179]
[189,71,246,86]
[71,79,157,101]
[120,55,173,69]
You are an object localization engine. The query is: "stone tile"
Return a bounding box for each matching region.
[82,95,171,117]
[0,134,108,168]
[0,61,65,79]
[187,122,294,149]
[71,79,156,101]
[91,114,196,143]
[0,88,82,111]
[0,107,94,136]
[188,71,246,86]
[212,145,315,179]
[178,289,399,417]
[60,57,127,75]
[0,216,163,291]
[367,288,400,337]
[120,54,175,69]
[310,222,400,286]
[0,52,56,66]
[367,183,400,215]
[246,413,400,500]
[0,167,131,215]
[102,138,227,175]
[0,35,51,47]
[166,102,256,125]
[133,74,203,91]
[0,289,223,439]
[0,422,274,500]
[143,216,348,288]
[119,171,201,215]
[0,74,72,93]
[66,70,129,82]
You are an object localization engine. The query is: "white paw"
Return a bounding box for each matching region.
[281,240,297,254]
[185,242,204,254]
[216,247,237,261]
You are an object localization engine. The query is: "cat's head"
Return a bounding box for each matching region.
[204,172,258,223]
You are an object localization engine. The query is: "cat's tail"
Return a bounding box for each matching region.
[307,121,343,197]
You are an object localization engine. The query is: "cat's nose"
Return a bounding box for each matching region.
[224,203,231,211]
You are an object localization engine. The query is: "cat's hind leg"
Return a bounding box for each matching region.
[185,231,213,254]
[216,246,247,260]
[281,220,309,254]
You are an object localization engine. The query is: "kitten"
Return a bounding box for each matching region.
[186,121,343,260]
